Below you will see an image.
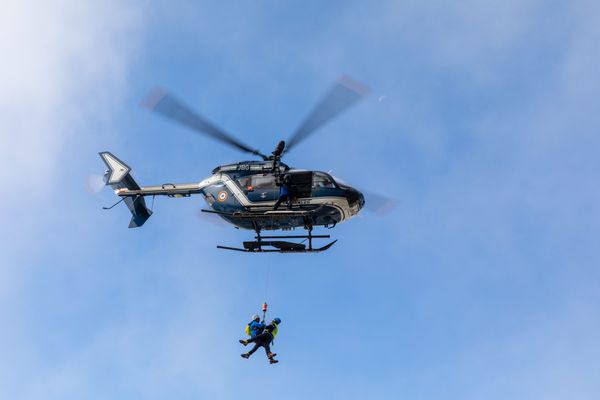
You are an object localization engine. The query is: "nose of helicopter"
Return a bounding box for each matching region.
[345,187,365,213]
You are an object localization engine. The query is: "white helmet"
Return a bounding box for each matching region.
[251,314,260,321]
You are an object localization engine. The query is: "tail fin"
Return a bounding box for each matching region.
[99,152,153,228]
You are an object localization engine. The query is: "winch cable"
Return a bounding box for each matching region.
[262,260,272,321]
[261,260,276,346]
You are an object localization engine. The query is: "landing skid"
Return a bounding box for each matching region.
[204,207,337,253]
[217,240,337,253]
[217,227,337,254]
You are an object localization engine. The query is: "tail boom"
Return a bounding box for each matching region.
[99,152,205,228]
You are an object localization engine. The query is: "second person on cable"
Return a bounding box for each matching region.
[240,315,281,364]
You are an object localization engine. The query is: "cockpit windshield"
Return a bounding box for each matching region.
[312,172,336,189]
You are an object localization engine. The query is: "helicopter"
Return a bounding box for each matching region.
[99,76,381,253]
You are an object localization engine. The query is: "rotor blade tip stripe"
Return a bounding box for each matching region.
[338,76,370,96]
[141,87,168,110]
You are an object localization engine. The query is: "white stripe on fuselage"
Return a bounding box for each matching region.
[197,173,358,222]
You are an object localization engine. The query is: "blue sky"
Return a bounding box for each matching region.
[2,1,600,399]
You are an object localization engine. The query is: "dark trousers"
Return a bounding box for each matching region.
[247,332,273,357]
[273,194,291,210]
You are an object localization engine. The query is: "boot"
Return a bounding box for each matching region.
[267,352,277,359]
[269,359,279,364]
[241,353,250,359]
[239,339,248,346]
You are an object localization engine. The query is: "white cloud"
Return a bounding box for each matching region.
[0,0,143,286]
[0,0,145,396]
[2,1,600,398]
[0,0,142,189]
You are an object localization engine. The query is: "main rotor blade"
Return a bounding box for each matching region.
[142,88,268,159]
[363,190,398,215]
[285,76,370,153]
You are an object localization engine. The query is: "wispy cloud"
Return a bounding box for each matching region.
[0,0,145,397]
[2,1,600,399]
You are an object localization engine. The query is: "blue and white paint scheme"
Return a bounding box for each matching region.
[99,153,364,232]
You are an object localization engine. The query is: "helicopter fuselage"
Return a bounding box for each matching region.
[107,158,364,232]
[198,160,364,231]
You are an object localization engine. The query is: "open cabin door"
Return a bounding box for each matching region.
[287,171,313,198]
[236,171,315,202]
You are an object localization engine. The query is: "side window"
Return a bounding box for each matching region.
[251,174,276,189]
[237,174,276,191]
[236,176,253,190]
[312,173,335,189]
